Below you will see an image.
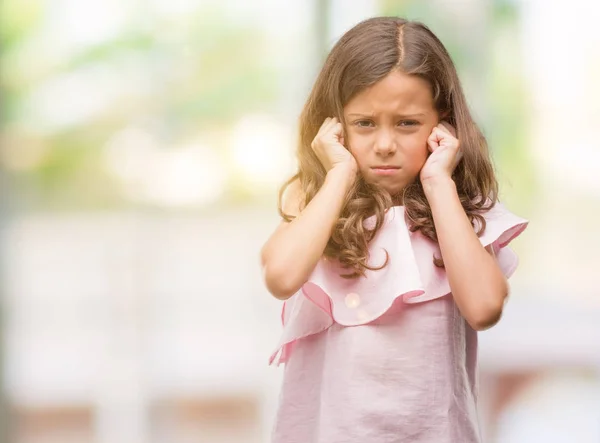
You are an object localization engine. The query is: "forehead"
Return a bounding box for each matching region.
[344,70,435,114]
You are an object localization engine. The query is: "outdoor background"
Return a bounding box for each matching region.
[0,0,599,442]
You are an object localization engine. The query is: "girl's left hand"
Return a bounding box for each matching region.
[419,121,463,184]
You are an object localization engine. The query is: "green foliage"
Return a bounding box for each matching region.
[0,1,537,210]
[0,4,279,208]
[0,0,43,47]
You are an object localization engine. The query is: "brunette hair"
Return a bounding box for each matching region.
[279,17,497,276]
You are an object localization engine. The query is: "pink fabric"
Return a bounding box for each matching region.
[270,203,528,443]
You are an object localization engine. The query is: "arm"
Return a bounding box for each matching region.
[261,117,357,300]
[424,177,508,331]
[261,165,355,300]
[421,122,507,331]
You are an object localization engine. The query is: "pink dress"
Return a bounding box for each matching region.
[269,204,528,443]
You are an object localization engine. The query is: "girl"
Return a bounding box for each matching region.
[261,17,528,443]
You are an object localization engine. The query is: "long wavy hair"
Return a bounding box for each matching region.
[279,17,498,277]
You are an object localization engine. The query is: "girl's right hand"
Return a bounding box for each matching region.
[311,117,357,175]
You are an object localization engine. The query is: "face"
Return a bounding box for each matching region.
[343,70,439,197]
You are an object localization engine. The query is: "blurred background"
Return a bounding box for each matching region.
[0,0,599,442]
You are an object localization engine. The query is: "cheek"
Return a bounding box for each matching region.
[346,135,370,166]
[402,135,429,166]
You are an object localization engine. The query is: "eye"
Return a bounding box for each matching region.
[354,120,374,128]
[398,120,419,127]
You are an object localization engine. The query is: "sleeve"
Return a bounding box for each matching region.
[404,201,528,304]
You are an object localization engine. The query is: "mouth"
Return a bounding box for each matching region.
[371,165,400,176]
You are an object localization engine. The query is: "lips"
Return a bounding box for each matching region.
[371,165,400,176]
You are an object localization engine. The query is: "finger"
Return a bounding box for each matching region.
[436,123,450,135]
[330,122,343,136]
[427,127,443,152]
[325,121,343,139]
[438,121,457,137]
[316,117,334,137]
[432,125,459,153]
[324,117,342,137]
[332,123,347,147]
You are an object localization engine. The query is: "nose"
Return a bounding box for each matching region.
[373,128,396,156]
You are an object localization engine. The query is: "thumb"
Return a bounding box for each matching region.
[427,127,442,153]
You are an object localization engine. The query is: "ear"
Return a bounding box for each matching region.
[439,109,452,121]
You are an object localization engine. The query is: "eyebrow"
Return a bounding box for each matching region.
[346,113,426,118]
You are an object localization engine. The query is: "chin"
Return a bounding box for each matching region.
[379,180,407,195]
[362,177,399,194]
[361,171,413,195]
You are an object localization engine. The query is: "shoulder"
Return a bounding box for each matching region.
[280,178,305,219]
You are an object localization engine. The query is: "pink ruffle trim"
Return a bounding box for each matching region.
[269,203,528,366]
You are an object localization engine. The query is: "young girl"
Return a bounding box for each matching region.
[261,17,528,443]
